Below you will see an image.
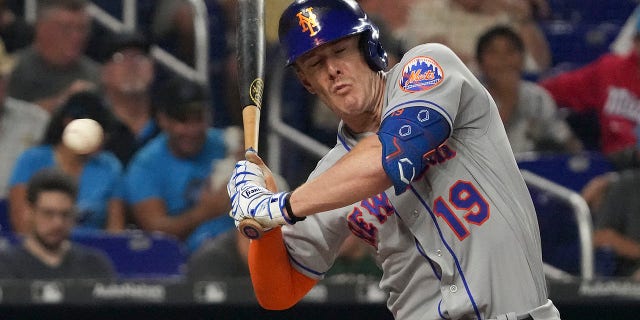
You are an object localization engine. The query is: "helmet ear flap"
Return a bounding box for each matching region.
[359,31,388,71]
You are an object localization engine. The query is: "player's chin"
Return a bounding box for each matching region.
[340,102,369,117]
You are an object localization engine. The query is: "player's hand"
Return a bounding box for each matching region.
[245,149,278,192]
[227,159,293,228]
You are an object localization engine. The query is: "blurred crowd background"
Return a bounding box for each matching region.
[0,0,638,295]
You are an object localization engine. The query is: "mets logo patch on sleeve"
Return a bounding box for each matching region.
[399,56,444,93]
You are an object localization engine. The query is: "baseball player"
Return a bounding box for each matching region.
[227,0,561,319]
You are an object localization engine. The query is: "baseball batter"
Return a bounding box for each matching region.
[227,0,561,319]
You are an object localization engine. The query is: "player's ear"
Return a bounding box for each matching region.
[294,66,316,94]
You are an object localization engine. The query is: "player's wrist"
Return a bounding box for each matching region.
[283,192,305,224]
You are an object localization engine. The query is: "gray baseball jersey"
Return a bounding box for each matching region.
[282,43,560,320]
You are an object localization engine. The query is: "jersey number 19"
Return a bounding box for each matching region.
[433,180,490,241]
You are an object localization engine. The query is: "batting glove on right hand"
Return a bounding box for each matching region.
[227,160,295,229]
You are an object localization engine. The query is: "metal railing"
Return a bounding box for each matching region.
[266,53,331,172]
[520,169,595,280]
[24,0,209,85]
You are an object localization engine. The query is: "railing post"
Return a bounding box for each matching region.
[521,170,595,280]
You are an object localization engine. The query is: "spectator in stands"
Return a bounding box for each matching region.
[325,234,382,281]
[582,169,640,279]
[7,0,99,113]
[186,229,250,279]
[152,0,199,67]
[540,17,640,170]
[8,91,125,234]
[403,0,552,75]
[123,76,236,253]
[151,0,232,127]
[99,30,161,167]
[476,25,582,154]
[82,0,156,60]
[0,38,50,200]
[0,168,115,280]
[187,231,382,281]
[0,0,33,53]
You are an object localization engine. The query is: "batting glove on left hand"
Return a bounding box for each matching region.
[227,160,295,229]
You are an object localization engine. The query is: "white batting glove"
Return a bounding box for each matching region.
[227,160,296,228]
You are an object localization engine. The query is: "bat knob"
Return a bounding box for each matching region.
[239,219,264,239]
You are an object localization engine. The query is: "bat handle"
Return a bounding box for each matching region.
[238,219,264,239]
[242,104,261,152]
[239,105,264,239]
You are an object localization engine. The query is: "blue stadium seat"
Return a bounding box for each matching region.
[0,199,11,232]
[527,174,619,278]
[0,230,18,251]
[71,230,188,279]
[546,0,636,23]
[541,20,622,66]
[516,151,614,193]
[541,0,634,67]
[528,185,582,275]
[0,229,188,279]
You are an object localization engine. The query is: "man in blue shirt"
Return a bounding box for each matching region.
[123,77,236,252]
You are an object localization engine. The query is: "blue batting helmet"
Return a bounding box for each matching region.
[278,0,388,71]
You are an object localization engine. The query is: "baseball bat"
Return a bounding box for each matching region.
[237,0,266,240]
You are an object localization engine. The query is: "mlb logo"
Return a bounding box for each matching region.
[31,281,63,304]
[194,281,227,303]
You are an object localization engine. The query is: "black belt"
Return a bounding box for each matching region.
[518,315,533,320]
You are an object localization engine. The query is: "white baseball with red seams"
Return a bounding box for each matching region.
[62,118,104,155]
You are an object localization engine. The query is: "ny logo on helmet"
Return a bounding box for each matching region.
[296,7,320,37]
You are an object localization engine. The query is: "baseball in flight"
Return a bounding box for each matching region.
[62,118,104,155]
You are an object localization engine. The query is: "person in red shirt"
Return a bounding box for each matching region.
[540,20,640,169]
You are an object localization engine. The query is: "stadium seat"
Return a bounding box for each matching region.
[0,229,18,251]
[516,151,614,193]
[546,0,636,23]
[528,184,582,275]
[541,0,634,68]
[541,20,622,67]
[0,199,11,232]
[71,230,188,280]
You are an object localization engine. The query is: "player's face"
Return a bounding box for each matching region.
[30,191,75,252]
[295,36,381,130]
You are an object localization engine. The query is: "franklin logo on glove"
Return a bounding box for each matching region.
[241,186,262,198]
